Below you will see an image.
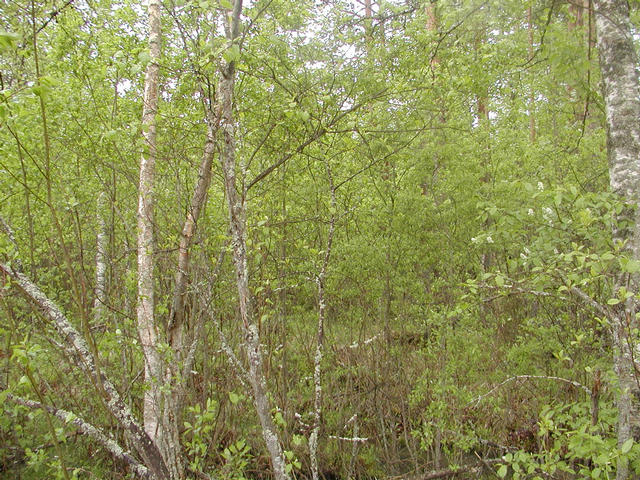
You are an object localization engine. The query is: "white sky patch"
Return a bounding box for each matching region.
[117,78,132,95]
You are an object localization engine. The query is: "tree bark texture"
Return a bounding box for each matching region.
[137,0,162,448]
[593,1,640,478]
[94,191,108,324]
[309,164,336,480]
[218,2,288,479]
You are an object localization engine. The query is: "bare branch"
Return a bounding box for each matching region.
[246,89,388,191]
[6,393,150,479]
[469,375,592,408]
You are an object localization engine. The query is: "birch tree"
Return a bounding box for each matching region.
[593,1,640,477]
[218,1,288,478]
[309,162,337,480]
[137,0,162,447]
[136,0,223,476]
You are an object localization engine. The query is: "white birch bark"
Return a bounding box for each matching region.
[6,393,150,479]
[0,262,170,480]
[593,1,640,478]
[137,0,162,447]
[94,192,107,324]
[309,163,337,480]
[218,2,288,479]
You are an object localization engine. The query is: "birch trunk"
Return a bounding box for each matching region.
[218,2,288,479]
[309,164,337,480]
[94,192,107,324]
[593,1,640,478]
[137,0,162,447]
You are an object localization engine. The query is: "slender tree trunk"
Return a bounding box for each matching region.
[168,128,215,350]
[309,164,337,480]
[218,2,288,479]
[364,0,373,45]
[137,0,163,461]
[426,0,439,69]
[94,192,108,324]
[278,165,290,425]
[527,6,536,143]
[161,124,217,480]
[593,2,640,478]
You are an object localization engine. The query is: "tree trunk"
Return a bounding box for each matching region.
[593,1,640,478]
[137,0,170,474]
[94,192,108,324]
[218,2,288,479]
[309,163,337,480]
[527,6,535,143]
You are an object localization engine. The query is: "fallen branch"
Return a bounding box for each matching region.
[6,393,150,479]
[470,375,592,407]
[328,435,369,443]
[410,458,502,480]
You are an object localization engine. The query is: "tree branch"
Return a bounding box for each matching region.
[6,393,150,479]
[0,262,169,479]
[246,89,388,191]
[469,375,592,408]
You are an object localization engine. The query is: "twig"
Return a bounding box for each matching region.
[469,375,592,407]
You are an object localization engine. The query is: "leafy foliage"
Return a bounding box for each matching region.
[0,0,631,478]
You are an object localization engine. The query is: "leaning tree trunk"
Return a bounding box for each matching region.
[0,263,170,480]
[218,2,288,479]
[593,1,640,478]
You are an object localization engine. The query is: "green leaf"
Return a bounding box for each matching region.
[621,438,633,454]
[223,44,240,63]
[497,464,508,478]
[138,50,151,66]
[607,298,620,305]
[0,30,19,51]
[220,0,233,8]
[229,392,241,404]
[624,259,640,274]
[274,411,286,426]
